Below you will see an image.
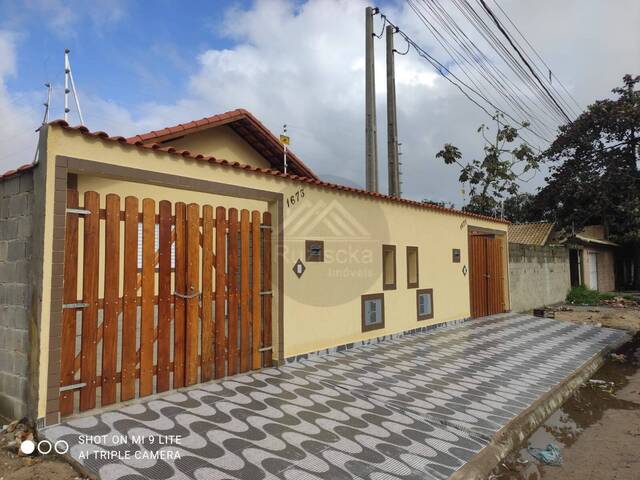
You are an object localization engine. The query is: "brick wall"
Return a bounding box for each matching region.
[509,243,571,312]
[0,170,34,419]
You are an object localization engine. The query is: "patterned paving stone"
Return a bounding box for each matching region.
[43,314,628,480]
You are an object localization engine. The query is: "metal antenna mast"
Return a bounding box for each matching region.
[34,83,53,163]
[64,48,84,125]
[40,83,52,127]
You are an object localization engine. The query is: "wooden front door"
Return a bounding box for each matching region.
[59,190,273,416]
[469,234,505,318]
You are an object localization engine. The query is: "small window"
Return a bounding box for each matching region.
[417,288,434,320]
[305,240,324,262]
[382,245,396,290]
[407,246,419,288]
[362,293,385,332]
[452,248,461,263]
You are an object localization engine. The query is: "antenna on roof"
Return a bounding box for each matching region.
[33,82,53,163]
[64,48,84,125]
[279,124,290,174]
[38,83,52,129]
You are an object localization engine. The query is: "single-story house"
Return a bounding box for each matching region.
[0,109,510,426]
[508,222,620,312]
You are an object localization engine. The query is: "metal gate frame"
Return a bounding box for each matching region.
[44,156,284,426]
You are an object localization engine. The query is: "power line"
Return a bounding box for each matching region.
[477,0,572,123]
[409,0,558,139]
[492,0,583,114]
[375,10,552,148]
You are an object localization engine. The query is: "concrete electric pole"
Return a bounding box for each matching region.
[386,25,400,197]
[365,7,379,192]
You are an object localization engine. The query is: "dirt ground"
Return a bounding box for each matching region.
[0,421,85,480]
[494,308,640,480]
[553,303,640,334]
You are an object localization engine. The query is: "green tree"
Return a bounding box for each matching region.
[536,74,640,287]
[502,192,540,223]
[437,112,539,217]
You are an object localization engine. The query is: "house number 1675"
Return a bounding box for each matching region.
[286,188,305,208]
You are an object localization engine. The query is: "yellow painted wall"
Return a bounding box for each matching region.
[37,126,508,418]
[166,126,271,170]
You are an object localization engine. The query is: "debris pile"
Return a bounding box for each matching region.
[1,417,37,456]
[600,296,639,308]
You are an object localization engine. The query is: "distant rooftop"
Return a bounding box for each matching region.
[509,222,554,246]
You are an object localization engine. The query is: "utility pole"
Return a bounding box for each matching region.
[365,6,379,192]
[386,25,400,197]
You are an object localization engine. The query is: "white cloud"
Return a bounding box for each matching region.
[2,0,639,204]
[0,31,39,173]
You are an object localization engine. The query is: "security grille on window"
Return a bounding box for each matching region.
[361,293,385,332]
[417,288,434,320]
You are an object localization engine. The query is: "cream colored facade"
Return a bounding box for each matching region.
[36,125,509,419]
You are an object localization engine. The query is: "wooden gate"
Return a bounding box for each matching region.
[469,234,505,318]
[59,191,273,416]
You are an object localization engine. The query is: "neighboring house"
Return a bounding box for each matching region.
[508,222,620,312]
[508,223,571,312]
[555,225,619,293]
[0,109,509,425]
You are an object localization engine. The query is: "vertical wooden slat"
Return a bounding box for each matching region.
[173,202,187,388]
[496,237,505,312]
[79,191,99,411]
[121,196,138,401]
[185,203,200,386]
[239,209,251,373]
[261,212,272,367]
[201,205,214,382]
[227,208,239,376]
[486,237,504,315]
[481,238,489,317]
[156,200,172,393]
[251,210,262,370]
[60,189,78,416]
[101,194,120,406]
[140,199,155,397]
[486,238,493,315]
[214,206,227,379]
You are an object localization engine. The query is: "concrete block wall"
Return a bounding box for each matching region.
[0,170,34,419]
[509,243,571,312]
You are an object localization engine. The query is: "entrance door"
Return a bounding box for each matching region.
[469,234,506,318]
[588,252,599,290]
[59,190,274,416]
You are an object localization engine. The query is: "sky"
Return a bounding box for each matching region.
[0,0,638,206]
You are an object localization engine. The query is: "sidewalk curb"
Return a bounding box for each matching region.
[449,332,631,480]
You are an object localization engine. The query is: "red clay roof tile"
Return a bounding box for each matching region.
[125,108,318,180]
[0,162,36,180]
[46,120,508,224]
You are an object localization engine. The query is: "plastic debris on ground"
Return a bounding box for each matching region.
[527,443,563,466]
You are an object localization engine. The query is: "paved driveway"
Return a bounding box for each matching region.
[43,314,628,480]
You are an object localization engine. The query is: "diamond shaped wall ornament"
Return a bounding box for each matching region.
[293,259,306,278]
[462,265,468,276]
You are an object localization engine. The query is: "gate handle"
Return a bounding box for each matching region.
[175,286,200,299]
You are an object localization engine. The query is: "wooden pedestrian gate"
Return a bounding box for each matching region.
[59,191,273,416]
[468,234,505,318]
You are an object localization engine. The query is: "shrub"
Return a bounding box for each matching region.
[566,285,615,305]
